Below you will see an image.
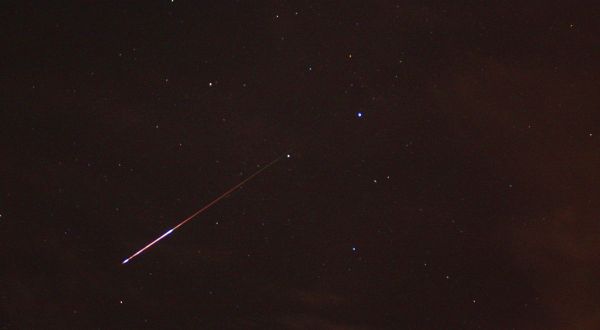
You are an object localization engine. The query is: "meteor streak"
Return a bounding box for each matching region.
[121,153,286,264]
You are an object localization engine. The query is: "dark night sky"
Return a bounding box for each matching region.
[2,1,600,329]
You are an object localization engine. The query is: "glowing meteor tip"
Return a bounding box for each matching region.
[122,258,130,265]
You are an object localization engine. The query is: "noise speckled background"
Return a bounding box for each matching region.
[2,1,599,328]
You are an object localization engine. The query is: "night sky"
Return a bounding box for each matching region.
[2,1,599,329]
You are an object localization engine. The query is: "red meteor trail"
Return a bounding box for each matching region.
[122,153,288,264]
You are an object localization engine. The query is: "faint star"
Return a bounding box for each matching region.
[357,112,363,118]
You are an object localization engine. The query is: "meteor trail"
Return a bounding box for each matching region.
[121,153,287,264]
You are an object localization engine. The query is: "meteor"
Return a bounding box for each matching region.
[121,153,286,264]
